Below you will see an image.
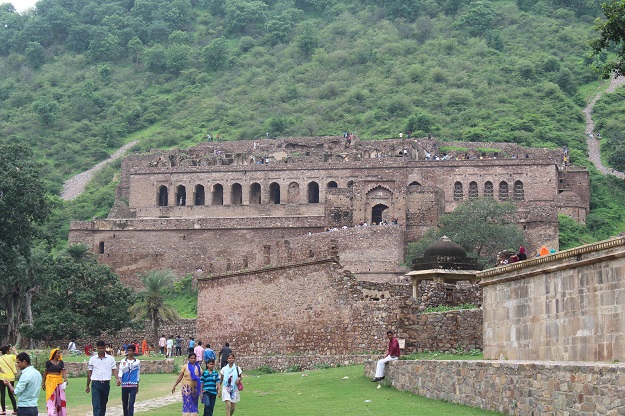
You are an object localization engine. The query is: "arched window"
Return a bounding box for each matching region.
[176,185,186,206]
[469,181,478,199]
[514,180,525,201]
[158,186,168,207]
[99,241,105,254]
[347,180,354,188]
[327,181,338,189]
[194,185,205,206]
[231,183,242,205]
[409,181,422,187]
[308,182,319,203]
[484,181,494,198]
[499,181,509,201]
[249,183,261,204]
[269,182,280,204]
[212,184,223,205]
[453,181,463,201]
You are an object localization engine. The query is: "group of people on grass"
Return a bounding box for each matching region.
[0,339,241,416]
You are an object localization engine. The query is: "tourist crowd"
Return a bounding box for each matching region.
[0,339,241,416]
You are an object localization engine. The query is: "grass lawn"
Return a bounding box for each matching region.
[38,364,500,415]
[37,372,177,415]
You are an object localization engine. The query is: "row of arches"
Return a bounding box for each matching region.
[158,181,329,207]
[453,180,524,202]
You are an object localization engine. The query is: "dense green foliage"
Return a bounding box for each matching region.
[590,0,625,78]
[1,0,624,254]
[406,198,525,267]
[22,245,135,341]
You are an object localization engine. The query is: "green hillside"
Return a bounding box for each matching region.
[1,0,624,248]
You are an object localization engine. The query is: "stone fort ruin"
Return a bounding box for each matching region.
[69,135,589,287]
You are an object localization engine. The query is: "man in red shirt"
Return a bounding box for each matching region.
[372,330,400,382]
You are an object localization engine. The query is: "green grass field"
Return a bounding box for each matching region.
[42,365,500,415]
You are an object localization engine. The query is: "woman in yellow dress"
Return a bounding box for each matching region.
[43,348,68,416]
[0,345,18,415]
[172,352,201,416]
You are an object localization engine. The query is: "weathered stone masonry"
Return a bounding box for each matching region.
[69,136,589,284]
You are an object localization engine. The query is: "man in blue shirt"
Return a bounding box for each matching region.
[118,344,141,416]
[203,344,216,364]
[2,352,42,416]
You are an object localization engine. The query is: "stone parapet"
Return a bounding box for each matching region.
[479,236,625,362]
[364,359,625,415]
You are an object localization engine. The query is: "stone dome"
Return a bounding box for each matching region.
[423,236,467,258]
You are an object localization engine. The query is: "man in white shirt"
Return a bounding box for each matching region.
[86,340,120,416]
[68,340,78,353]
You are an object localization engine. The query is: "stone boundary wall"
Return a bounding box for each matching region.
[63,359,175,377]
[44,319,197,351]
[364,359,625,415]
[409,309,483,352]
[479,236,625,362]
[238,355,378,372]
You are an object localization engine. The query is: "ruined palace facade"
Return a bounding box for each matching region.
[69,136,589,284]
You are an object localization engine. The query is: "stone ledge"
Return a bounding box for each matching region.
[365,359,625,415]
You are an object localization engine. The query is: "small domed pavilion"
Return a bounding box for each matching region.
[406,236,482,300]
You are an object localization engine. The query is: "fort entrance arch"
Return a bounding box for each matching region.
[365,186,393,224]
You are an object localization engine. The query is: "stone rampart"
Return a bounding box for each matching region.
[364,359,625,415]
[479,236,625,362]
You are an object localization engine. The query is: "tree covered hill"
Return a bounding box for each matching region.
[2,0,624,247]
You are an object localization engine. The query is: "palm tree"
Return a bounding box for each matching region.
[63,243,95,264]
[128,269,180,345]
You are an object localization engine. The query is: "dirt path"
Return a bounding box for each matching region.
[60,140,139,201]
[582,75,625,179]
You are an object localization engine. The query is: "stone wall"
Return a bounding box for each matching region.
[238,354,378,372]
[196,252,412,357]
[45,319,197,351]
[416,281,482,310]
[195,235,483,357]
[479,236,625,362]
[364,359,625,415]
[64,359,175,377]
[69,136,589,284]
[408,309,483,352]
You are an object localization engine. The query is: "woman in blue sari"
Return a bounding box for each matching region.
[172,353,202,416]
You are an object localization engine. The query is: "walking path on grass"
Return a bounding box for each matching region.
[582,75,625,179]
[80,393,181,416]
[60,140,139,201]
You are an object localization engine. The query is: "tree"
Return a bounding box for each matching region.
[295,21,319,56]
[23,250,134,341]
[453,1,496,37]
[25,41,45,68]
[0,142,50,345]
[202,37,229,70]
[128,270,180,344]
[224,0,268,34]
[590,0,625,78]
[406,198,525,267]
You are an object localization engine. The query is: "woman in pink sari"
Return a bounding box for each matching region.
[43,348,67,416]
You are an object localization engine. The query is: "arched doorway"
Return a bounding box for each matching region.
[371,204,389,225]
[365,186,393,224]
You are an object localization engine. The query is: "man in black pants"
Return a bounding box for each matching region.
[218,342,232,369]
[86,340,120,416]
